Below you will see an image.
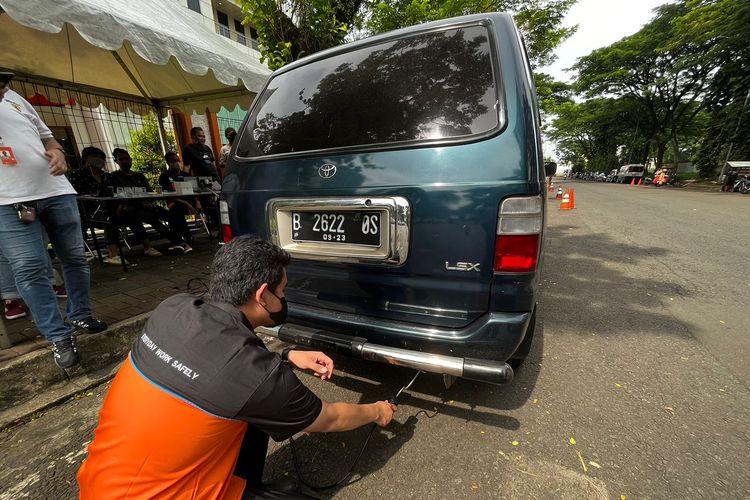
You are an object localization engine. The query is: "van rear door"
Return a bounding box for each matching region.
[227,21,532,330]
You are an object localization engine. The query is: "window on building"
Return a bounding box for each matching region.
[234,20,247,46]
[248,26,259,50]
[186,0,201,13]
[216,10,230,38]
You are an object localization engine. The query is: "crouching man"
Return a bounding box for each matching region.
[77,236,396,499]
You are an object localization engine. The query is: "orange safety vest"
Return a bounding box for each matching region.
[78,355,248,499]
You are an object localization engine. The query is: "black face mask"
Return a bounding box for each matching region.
[262,290,287,326]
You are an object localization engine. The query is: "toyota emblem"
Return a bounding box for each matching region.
[318,164,337,179]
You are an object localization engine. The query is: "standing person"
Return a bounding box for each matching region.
[217,127,236,178]
[110,148,186,255]
[0,74,106,368]
[182,126,219,178]
[182,127,221,233]
[77,236,396,499]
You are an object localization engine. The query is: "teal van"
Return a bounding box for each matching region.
[221,12,556,385]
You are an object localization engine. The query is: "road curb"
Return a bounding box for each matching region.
[0,313,151,430]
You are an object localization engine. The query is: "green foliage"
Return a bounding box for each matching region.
[239,0,575,71]
[365,0,577,69]
[239,0,356,70]
[129,113,176,187]
[548,97,648,172]
[534,71,573,116]
[562,0,750,176]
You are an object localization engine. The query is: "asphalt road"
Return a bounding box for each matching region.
[2,180,749,499]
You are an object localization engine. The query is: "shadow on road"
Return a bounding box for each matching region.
[541,224,694,337]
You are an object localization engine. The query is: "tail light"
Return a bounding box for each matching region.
[494,196,543,273]
[219,200,233,243]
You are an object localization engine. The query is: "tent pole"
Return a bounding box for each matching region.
[154,104,169,155]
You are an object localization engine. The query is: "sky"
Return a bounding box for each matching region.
[541,0,670,83]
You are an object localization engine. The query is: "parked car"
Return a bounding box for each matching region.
[221,13,554,386]
[617,164,645,183]
[606,168,618,182]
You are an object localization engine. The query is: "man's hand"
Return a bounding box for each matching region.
[46,149,67,176]
[287,350,334,380]
[373,401,397,427]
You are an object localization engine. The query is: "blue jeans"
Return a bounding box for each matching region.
[0,229,58,300]
[0,195,92,343]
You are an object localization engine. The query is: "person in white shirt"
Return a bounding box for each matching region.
[0,75,107,369]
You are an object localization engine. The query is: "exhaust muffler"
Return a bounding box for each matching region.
[257,324,513,386]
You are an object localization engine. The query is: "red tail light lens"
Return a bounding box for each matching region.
[494,234,540,272]
[494,196,543,273]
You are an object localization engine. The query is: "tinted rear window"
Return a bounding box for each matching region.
[238,25,499,157]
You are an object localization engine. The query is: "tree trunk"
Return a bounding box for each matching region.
[655,141,667,170]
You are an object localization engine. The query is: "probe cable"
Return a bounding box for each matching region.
[289,370,430,491]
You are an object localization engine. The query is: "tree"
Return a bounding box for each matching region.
[240,0,576,71]
[239,0,363,69]
[129,113,176,187]
[671,0,750,177]
[366,0,576,69]
[548,97,651,172]
[573,2,718,170]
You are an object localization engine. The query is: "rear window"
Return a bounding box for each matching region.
[238,25,499,158]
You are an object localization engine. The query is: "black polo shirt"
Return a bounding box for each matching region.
[182,143,218,177]
[130,294,322,441]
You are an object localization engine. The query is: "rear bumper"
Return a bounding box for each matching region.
[257,323,515,385]
[285,302,532,362]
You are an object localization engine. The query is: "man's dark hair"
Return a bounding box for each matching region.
[164,151,179,162]
[112,147,129,160]
[81,146,106,162]
[208,236,291,306]
[190,127,203,138]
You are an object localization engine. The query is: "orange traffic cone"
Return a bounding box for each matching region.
[638,178,643,185]
[548,182,554,193]
[568,189,576,208]
[556,187,563,200]
[560,191,574,210]
[630,178,636,186]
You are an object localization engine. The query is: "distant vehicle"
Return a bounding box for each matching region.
[653,169,671,186]
[606,168,618,182]
[617,164,645,183]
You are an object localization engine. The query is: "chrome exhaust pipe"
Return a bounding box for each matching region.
[257,324,513,385]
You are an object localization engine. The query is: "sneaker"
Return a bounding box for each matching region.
[103,255,127,266]
[70,316,108,333]
[53,285,68,299]
[53,336,80,369]
[167,244,185,253]
[144,247,163,257]
[4,300,28,320]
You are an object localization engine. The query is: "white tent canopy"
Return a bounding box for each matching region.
[0,0,271,114]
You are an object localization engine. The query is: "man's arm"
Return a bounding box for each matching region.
[303,400,396,433]
[41,137,67,176]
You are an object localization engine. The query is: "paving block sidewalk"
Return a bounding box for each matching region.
[0,238,218,426]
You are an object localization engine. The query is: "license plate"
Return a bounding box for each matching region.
[292,211,381,246]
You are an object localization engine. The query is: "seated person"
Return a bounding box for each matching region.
[69,146,125,266]
[157,152,197,253]
[110,148,188,255]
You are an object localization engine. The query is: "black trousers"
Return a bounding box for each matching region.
[235,426,314,500]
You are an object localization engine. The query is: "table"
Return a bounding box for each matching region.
[77,191,218,272]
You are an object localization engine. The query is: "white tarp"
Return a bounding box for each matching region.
[0,0,271,114]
